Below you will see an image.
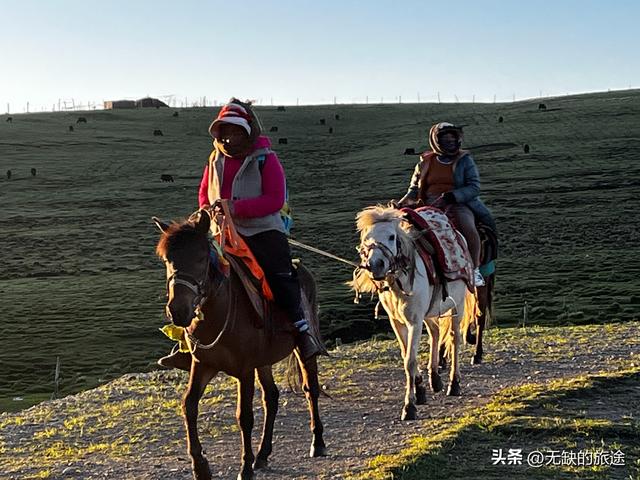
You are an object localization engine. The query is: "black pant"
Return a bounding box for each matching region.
[241,230,303,322]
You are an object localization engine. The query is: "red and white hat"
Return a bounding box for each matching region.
[208,102,252,138]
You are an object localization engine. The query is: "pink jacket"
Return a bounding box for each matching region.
[198,136,285,218]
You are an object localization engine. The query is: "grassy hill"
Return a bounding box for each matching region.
[1,90,639,411]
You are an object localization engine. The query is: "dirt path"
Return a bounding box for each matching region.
[2,321,639,480]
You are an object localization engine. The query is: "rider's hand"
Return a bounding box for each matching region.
[442,192,457,205]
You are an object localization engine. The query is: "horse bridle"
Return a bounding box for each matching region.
[358,236,407,279]
[165,256,212,314]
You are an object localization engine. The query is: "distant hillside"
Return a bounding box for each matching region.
[1,89,639,410]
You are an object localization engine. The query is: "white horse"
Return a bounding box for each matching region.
[351,205,477,420]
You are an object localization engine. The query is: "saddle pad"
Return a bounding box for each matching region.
[402,207,474,290]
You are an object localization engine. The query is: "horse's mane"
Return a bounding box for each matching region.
[356,205,405,233]
[350,205,417,295]
[155,219,206,258]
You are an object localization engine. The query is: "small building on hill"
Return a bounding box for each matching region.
[135,97,169,108]
[104,97,169,109]
[104,100,136,109]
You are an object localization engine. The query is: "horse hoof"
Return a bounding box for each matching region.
[416,385,428,405]
[471,355,482,365]
[236,471,255,480]
[191,456,211,480]
[253,457,269,470]
[430,373,443,393]
[310,443,328,457]
[401,404,418,421]
[447,381,461,397]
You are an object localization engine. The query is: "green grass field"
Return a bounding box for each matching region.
[1,90,639,412]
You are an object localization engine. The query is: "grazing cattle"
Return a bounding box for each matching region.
[277,106,286,112]
[160,174,174,182]
[269,126,278,132]
[404,148,416,155]
[172,111,179,117]
[278,138,288,144]
[538,103,547,110]
[76,117,87,124]
[6,170,11,180]
[31,168,37,177]
[498,116,504,123]
[319,118,326,125]
[335,114,340,120]
[154,129,164,136]
[6,117,12,123]
[68,125,74,132]
[328,127,334,134]
[524,144,530,153]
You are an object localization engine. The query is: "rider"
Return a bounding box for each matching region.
[158,98,321,370]
[398,122,496,287]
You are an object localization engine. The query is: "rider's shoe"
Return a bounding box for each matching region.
[473,268,485,287]
[293,319,324,360]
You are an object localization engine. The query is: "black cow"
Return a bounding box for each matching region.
[6,170,11,180]
[31,168,37,177]
[68,125,74,132]
[278,138,288,144]
[172,111,179,117]
[76,117,87,124]
[270,126,278,132]
[160,174,174,182]
[404,148,416,155]
[498,116,504,123]
[319,118,326,125]
[6,117,12,123]
[277,106,286,112]
[524,144,530,153]
[154,130,164,136]
[538,103,547,110]
[328,127,334,134]
[335,114,341,120]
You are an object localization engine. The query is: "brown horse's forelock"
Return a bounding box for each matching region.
[155,221,206,258]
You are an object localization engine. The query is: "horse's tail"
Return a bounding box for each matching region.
[440,288,479,357]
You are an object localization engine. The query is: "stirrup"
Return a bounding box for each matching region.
[473,268,485,287]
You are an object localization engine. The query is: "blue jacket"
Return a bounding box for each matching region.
[403,151,496,230]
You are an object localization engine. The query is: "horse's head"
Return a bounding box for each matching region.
[154,211,212,327]
[356,206,405,281]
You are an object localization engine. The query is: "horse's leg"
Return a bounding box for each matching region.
[426,319,443,393]
[183,362,218,480]
[472,311,485,365]
[447,305,464,397]
[236,372,256,480]
[391,317,425,406]
[389,317,408,359]
[297,354,327,457]
[254,365,278,470]
[438,343,447,371]
[401,321,422,421]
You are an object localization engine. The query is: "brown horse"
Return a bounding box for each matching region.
[154,212,327,480]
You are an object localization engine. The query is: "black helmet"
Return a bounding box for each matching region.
[429,122,463,155]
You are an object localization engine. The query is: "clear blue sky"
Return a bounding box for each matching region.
[2,0,639,111]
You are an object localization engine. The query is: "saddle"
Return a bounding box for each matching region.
[401,206,475,291]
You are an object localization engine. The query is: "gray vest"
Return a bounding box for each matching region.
[207,148,285,237]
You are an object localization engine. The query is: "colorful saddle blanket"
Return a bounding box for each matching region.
[401,206,474,290]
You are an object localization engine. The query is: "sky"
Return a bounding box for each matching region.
[1,0,639,112]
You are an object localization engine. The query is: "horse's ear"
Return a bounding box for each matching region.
[152,216,170,233]
[196,210,211,234]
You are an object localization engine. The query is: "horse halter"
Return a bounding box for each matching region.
[165,259,211,315]
[358,236,406,279]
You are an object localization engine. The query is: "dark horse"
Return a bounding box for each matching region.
[154,212,327,480]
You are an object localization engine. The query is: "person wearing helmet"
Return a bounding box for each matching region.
[158,98,322,370]
[398,122,496,287]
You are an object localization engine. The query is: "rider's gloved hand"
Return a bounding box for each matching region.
[442,192,457,205]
